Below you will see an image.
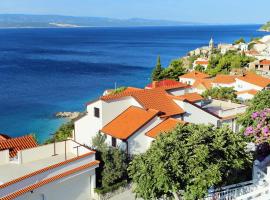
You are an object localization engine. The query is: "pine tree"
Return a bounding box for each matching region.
[151,56,163,81]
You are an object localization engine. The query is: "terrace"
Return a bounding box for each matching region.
[0,140,97,198]
[202,99,248,118]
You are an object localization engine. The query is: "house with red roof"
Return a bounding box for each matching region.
[179,71,210,86]
[145,79,192,96]
[0,139,99,200]
[212,74,236,88]
[193,58,209,70]
[250,59,270,76]
[74,86,247,154]
[235,72,270,91]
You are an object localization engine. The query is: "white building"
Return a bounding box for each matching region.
[0,137,99,200]
[74,84,247,154]
[179,71,210,86]
[234,72,270,91]
[236,89,258,101]
[211,74,236,88]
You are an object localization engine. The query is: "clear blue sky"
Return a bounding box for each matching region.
[0,0,269,24]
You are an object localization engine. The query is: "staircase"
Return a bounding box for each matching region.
[205,158,270,200]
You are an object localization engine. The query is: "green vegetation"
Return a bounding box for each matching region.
[151,56,187,81]
[238,90,270,129]
[233,37,246,44]
[110,87,127,95]
[44,121,74,144]
[202,87,238,102]
[206,51,255,76]
[260,21,270,32]
[129,124,252,200]
[151,56,164,81]
[194,64,205,72]
[92,133,129,194]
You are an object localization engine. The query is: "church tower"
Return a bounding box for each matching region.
[209,37,214,50]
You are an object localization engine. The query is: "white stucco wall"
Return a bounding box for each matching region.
[128,117,161,155]
[234,79,263,92]
[212,83,235,88]
[75,97,142,146]
[0,150,9,165]
[179,78,195,85]
[15,169,96,200]
[174,100,219,126]
[237,93,254,101]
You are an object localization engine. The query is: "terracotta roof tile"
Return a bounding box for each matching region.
[236,89,258,96]
[260,59,270,65]
[179,71,210,79]
[0,135,38,158]
[193,78,213,90]
[195,60,209,65]
[1,160,100,200]
[101,106,160,140]
[146,118,186,138]
[100,88,185,117]
[146,79,189,90]
[0,134,10,141]
[175,92,204,102]
[237,72,270,88]
[213,75,236,84]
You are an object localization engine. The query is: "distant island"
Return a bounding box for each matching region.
[0,14,201,28]
[260,21,270,32]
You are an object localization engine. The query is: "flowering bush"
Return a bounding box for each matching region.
[244,108,270,144]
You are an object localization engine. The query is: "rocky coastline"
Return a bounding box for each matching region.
[55,112,81,120]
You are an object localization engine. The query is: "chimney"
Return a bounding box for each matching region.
[152,81,159,88]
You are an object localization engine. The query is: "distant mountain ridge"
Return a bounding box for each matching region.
[0,14,201,28]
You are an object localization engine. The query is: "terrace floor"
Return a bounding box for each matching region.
[0,152,76,184]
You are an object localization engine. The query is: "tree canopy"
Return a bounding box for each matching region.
[233,37,246,44]
[151,56,164,81]
[206,51,254,76]
[202,87,238,102]
[128,124,252,200]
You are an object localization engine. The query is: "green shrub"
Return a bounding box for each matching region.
[94,180,128,195]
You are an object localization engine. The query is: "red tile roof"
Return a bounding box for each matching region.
[195,60,209,65]
[0,135,38,158]
[101,106,160,140]
[146,118,186,138]
[179,71,210,79]
[1,160,100,200]
[237,72,270,88]
[213,75,236,84]
[0,134,10,141]
[260,59,270,65]
[236,89,258,96]
[146,79,189,90]
[175,93,204,102]
[100,88,185,117]
[193,78,213,90]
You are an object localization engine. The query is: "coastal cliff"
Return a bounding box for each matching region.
[260,21,270,32]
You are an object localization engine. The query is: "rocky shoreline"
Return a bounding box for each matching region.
[55,112,81,120]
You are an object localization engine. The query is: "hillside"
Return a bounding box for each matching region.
[0,14,200,28]
[260,21,270,32]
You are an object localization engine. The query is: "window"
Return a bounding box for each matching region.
[94,107,100,118]
[112,137,116,147]
[255,65,258,69]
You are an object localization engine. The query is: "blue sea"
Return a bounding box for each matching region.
[0,25,268,142]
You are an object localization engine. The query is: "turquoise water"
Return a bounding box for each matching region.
[0,25,268,142]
